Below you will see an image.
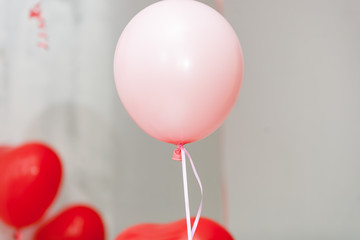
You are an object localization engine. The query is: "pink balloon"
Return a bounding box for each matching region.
[114,0,243,145]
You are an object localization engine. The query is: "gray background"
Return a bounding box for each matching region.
[1,0,360,239]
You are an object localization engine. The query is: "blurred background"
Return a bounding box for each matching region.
[0,0,360,239]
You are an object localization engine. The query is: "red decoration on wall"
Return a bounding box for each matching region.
[29,3,48,50]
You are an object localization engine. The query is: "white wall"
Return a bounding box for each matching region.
[223,0,360,239]
[0,0,223,239]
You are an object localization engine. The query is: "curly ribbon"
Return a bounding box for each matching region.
[29,2,48,50]
[174,145,203,240]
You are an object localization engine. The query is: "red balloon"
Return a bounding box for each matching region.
[0,146,12,156]
[0,142,62,229]
[116,217,234,240]
[34,205,106,240]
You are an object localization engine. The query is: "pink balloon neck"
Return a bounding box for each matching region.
[172,145,182,161]
[14,230,22,240]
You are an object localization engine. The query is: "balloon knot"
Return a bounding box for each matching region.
[14,230,22,240]
[172,145,182,161]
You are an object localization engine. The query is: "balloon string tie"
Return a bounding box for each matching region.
[14,230,22,240]
[173,145,203,240]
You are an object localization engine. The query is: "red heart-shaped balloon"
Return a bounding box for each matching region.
[0,142,62,229]
[34,205,106,240]
[116,217,234,240]
[0,146,12,156]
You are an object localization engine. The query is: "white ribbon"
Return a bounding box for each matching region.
[180,145,203,240]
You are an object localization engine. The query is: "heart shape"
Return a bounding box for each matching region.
[34,205,105,240]
[0,142,62,229]
[0,146,11,156]
[116,217,234,240]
